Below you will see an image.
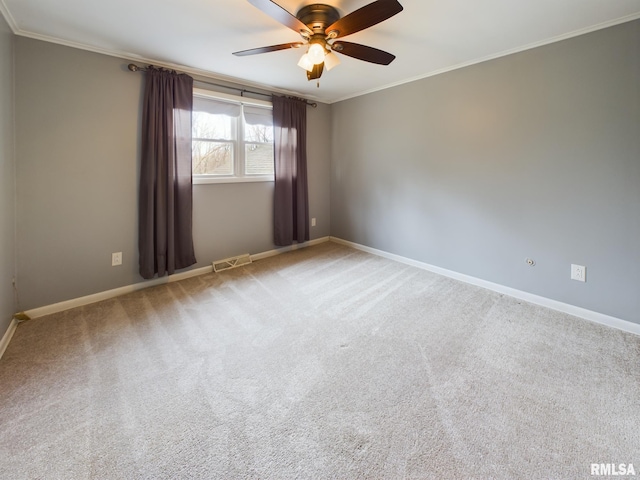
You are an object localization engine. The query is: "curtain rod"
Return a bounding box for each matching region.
[127,64,318,108]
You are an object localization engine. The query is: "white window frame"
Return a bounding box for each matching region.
[192,89,274,185]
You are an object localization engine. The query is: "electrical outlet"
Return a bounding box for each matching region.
[571,264,586,282]
[311,217,317,227]
[112,252,123,266]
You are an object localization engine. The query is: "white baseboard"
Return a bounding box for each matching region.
[251,236,330,261]
[0,318,18,360]
[23,236,331,321]
[13,233,635,354]
[330,237,640,337]
[24,265,214,320]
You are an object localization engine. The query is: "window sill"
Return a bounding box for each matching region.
[193,175,274,185]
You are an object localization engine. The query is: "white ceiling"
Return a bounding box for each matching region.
[2,0,639,103]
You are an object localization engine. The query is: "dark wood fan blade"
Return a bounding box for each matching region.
[248,0,312,35]
[325,0,403,38]
[332,42,396,65]
[233,42,305,56]
[307,62,324,81]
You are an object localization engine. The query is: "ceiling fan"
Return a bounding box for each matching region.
[233,0,403,82]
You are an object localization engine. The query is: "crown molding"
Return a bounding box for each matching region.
[0,0,19,33]
[9,27,325,103]
[330,12,640,104]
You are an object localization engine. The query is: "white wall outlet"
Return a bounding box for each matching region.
[311,217,317,227]
[571,264,586,282]
[112,252,123,266]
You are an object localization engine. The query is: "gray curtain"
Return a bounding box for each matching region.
[139,67,197,279]
[272,95,309,246]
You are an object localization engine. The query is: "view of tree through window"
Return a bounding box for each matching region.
[192,111,234,175]
[192,93,274,180]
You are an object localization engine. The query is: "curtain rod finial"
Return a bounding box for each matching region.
[128,63,140,72]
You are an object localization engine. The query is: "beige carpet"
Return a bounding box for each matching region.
[1,241,638,479]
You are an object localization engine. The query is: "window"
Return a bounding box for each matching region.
[192,89,274,184]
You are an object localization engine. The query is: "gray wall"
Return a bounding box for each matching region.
[331,20,640,324]
[15,37,331,311]
[0,15,15,336]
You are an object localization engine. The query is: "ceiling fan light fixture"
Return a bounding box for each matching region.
[307,42,326,64]
[324,51,340,71]
[297,53,314,72]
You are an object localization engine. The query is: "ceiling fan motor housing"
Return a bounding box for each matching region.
[296,4,340,34]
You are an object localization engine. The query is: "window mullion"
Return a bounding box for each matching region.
[238,105,245,177]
